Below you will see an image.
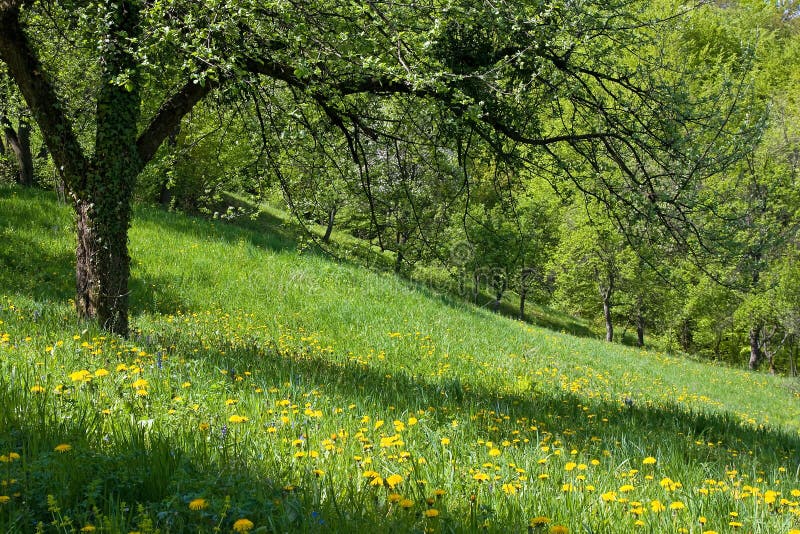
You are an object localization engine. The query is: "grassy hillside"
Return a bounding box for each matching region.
[1,185,800,533]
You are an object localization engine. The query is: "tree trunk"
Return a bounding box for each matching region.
[603,295,613,342]
[636,308,645,347]
[519,287,526,320]
[748,326,762,370]
[3,116,34,186]
[323,205,337,242]
[72,1,142,336]
[75,195,132,335]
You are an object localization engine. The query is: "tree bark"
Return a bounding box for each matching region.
[75,196,132,335]
[748,326,762,370]
[603,295,613,342]
[636,299,645,347]
[72,1,142,336]
[519,287,526,320]
[323,205,337,242]
[2,116,34,186]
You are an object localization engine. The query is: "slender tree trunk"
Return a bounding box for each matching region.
[603,296,613,342]
[636,308,645,347]
[748,326,762,370]
[3,116,34,186]
[519,287,526,320]
[323,205,337,242]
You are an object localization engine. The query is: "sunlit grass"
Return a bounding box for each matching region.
[1,185,799,533]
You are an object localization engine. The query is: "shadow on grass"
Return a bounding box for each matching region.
[167,327,800,472]
[0,380,293,533]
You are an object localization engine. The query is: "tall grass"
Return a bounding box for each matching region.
[1,185,799,533]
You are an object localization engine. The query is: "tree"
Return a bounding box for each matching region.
[551,203,637,343]
[0,73,34,186]
[0,0,755,335]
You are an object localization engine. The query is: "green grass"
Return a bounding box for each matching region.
[1,185,800,533]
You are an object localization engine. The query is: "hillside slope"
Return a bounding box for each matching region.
[1,186,799,533]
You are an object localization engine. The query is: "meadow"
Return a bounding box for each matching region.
[1,185,800,533]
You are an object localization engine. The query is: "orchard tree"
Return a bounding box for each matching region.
[0,0,755,335]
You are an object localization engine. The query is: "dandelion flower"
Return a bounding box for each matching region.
[232,518,254,532]
[386,474,403,488]
[189,498,208,510]
[69,370,92,382]
[131,378,148,389]
[650,500,665,513]
[80,526,95,532]
[424,508,439,518]
[399,498,413,509]
[228,415,248,424]
[669,501,685,510]
[549,526,569,534]
[388,493,402,503]
[642,457,656,465]
[529,516,550,528]
[440,438,450,446]
[30,385,45,393]
[54,444,71,453]
[0,496,10,504]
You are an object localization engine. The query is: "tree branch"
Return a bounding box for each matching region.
[0,5,87,189]
[135,78,217,168]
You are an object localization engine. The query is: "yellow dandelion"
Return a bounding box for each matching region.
[669,501,685,511]
[188,498,208,510]
[650,500,665,513]
[549,526,569,534]
[386,474,403,488]
[399,498,414,509]
[232,518,254,532]
[529,516,550,527]
[619,484,635,493]
[69,370,92,382]
[424,508,439,518]
[388,493,402,503]
[488,448,501,457]
[440,437,450,446]
[473,472,490,482]
[94,369,109,377]
[54,444,72,453]
[131,378,148,389]
[228,415,248,424]
[80,525,95,532]
[0,496,10,504]
[30,385,45,393]
[642,457,656,465]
